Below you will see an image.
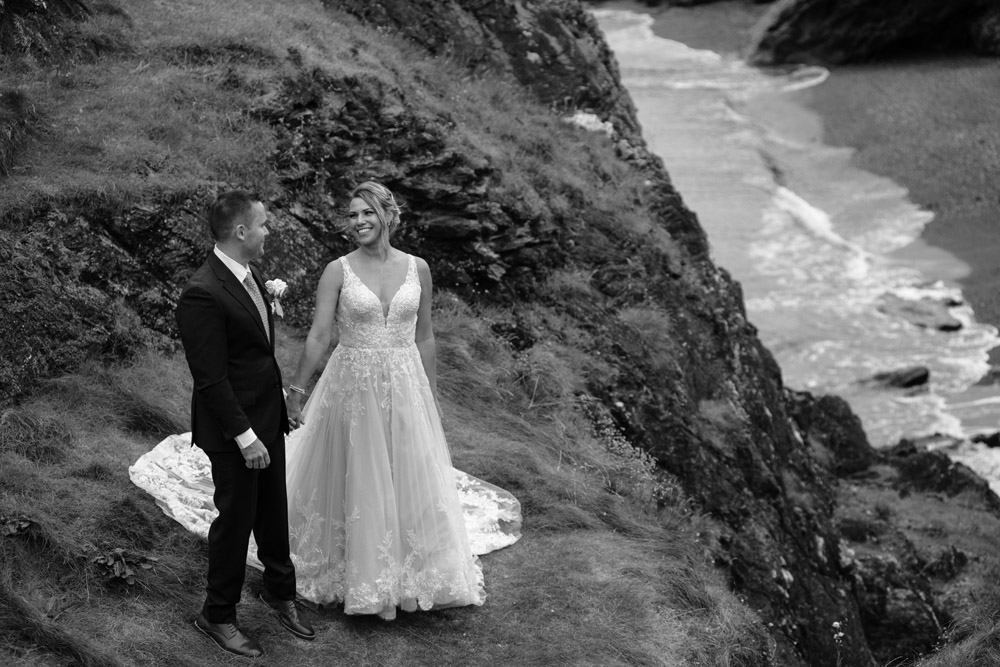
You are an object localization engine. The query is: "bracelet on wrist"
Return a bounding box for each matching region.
[288,384,307,395]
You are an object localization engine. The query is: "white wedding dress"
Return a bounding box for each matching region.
[130,254,521,617]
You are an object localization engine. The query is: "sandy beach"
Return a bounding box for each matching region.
[796,58,1000,330]
[605,1,1000,334]
[599,0,767,57]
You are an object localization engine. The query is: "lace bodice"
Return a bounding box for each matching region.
[338,254,420,349]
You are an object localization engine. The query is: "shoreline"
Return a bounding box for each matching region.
[791,57,1000,332]
[600,0,1000,354]
[621,2,1000,319]
[593,0,766,57]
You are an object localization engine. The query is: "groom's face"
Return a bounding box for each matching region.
[238,202,269,260]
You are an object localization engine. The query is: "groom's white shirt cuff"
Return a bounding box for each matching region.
[214,245,258,451]
[235,429,257,449]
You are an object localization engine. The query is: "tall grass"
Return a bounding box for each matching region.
[1,302,771,666]
[911,560,1000,667]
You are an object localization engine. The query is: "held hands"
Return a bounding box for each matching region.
[241,439,271,469]
[287,392,305,430]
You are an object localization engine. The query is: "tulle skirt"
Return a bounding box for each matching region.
[285,343,490,615]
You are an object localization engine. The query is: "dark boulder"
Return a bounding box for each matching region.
[971,432,1000,448]
[876,294,962,332]
[886,437,1000,513]
[748,0,996,65]
[786,390,878,475]
[971,5,1000,55]
[860,366,930,390]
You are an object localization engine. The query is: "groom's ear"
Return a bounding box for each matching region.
[234,223,246,240]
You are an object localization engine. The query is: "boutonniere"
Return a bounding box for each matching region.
[264,279,288,318]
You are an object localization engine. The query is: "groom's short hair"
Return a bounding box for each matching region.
[208,190,258,241]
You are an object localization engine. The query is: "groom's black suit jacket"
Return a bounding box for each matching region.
[177,252,289,452]
[176,251,296,621]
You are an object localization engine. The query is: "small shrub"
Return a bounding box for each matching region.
[0,89,36,176]
[618,306,679,374]
[92,547,158,587]
[511,345,576,410]
[699,399,745,434]
[581,398,687,511]
[1,516,35,537]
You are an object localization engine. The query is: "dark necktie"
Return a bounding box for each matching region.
[243,273,270,343]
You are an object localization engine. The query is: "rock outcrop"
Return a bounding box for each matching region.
[329,0,641,140]
[972,5,1000,55]
[835,434,1000,664]
[787,391,877,475]
[887,437,1000,513]
[876,294,963,332]
[859,366,930,390]
[748,0,998,65]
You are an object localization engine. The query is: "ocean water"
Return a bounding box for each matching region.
[591,9,1000,459]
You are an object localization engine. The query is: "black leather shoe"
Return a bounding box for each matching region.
[194,614,263,658]
[260,591,315,640]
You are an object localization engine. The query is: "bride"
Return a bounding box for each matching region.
[131,182,520,619]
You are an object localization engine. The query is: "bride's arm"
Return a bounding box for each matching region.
[414,257,438,404]
[286,260,343,424]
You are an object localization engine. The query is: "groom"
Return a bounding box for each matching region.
[176,191,314,658]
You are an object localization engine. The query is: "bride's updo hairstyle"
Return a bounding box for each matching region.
[350,181,402,257]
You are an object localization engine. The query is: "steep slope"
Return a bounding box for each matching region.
[0,1,976,665]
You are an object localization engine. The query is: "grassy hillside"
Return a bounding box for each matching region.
[0,318,771,667]
[0,1,774,665]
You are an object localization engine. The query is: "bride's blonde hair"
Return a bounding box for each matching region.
[350,181,402,258]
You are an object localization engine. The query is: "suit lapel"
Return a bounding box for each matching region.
[208,253,271,346]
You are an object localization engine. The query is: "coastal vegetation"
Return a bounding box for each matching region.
[3,1,1000,666]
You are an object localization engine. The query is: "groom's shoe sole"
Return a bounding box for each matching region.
[194,616,264,658]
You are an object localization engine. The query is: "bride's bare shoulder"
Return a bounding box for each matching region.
[319,257,346,286]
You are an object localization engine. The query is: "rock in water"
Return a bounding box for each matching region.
[876,294,962,332]
[861,366,930,389]
[970,431,1000,448]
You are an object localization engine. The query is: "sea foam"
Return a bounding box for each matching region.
[593,8,1000,451]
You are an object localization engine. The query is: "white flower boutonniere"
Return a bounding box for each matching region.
[264,278,288,318]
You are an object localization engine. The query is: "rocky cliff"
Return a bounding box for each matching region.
[748,0,1000,64]
[0,1,982,665]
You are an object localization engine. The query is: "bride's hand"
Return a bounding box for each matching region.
[286,392,305,429]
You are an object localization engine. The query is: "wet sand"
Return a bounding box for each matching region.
[793,58,1000,329]
[599,1,1000,337]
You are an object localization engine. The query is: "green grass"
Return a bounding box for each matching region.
[0,0,396,219]
[1,303,769,666]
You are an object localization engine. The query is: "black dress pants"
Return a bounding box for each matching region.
[202,442,296,623]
